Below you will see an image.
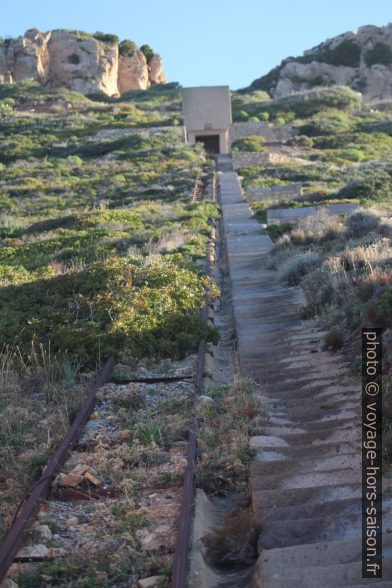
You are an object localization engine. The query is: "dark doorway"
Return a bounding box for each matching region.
[195,134,220,154]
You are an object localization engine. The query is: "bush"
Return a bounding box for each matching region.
[140,44,154,63]
[119,39,138,57]
[291,135,314,147]
[299,110,357,136]
[232,136,266,152]
[365,43,392,67]
[337,170,392,202]
[0,257,219,366]
[93,32,119,44]
[345,211,380,237]
[275,87,362,117]
[280,253,322,285]
[236,110,249,121]
[318,39,362,68]
[323,330,344,351]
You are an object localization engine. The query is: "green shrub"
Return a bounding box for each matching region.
[291,135,314,147]
[93,32,119,44]
[337,170,392,202]
[319,39,362,68]
[340,148,365,162]
[0,257,219,366]
[299,110,357,136]
[140,44,154,63]
[232,136,266,152]
[237,110,249,121]
[258,112,270,121]
[365,43,392,67]
[275,87,361,117]
[119,39,138,57]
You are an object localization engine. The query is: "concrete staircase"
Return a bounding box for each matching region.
[218,170,391,587]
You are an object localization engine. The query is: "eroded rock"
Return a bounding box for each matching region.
[0,29,167,96]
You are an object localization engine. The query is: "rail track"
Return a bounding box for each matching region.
[0,173,216,587]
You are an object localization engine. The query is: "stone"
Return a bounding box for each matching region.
[84,471,101,486]
[136,524,172,552]
[148,54,167,85]
[36,525,52,541]
[118,50,149,93]
[249,435,290,449]
[248,22,392,102]
[118,429,132,440]
[66,516,79,528]
[0,29,167,97]
[70,464,97,477]
[137,577,163,588]
[198,395,214,404]
[57,473,83,487]
[16,544,50,559]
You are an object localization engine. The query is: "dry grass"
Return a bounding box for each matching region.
[0,344,90,536]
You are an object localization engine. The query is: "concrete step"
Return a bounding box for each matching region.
[258,535,392,568]
[258,512,362,549]
[254,496,363,522]
[264,418,358,435]
[251,439,358,460]
[251,483,362,509]
[252,452,360,477]
[256,559,392,587]
[251,468,360,491]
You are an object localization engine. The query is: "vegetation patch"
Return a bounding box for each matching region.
[365,43,392,67]
[0,256,218,366]
[232,135,266,152]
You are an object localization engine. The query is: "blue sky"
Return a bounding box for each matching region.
[2,1,392,89]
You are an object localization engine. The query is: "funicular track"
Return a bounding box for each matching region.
[0,172,217,587]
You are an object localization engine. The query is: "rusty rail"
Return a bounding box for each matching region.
[0,356,115,583]
[171,210,215,586]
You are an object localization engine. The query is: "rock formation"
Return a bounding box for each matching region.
[248,23,392,102]
[0,29,167,96]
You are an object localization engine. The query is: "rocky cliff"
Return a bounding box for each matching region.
[248,23,392,102]
[0,29,167,96]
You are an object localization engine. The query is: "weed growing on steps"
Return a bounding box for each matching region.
[196,377,265,494]
[195,376,265,574]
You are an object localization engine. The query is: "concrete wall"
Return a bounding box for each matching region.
[182,86,232,153]
[267,203,359,225]
[231,122,295,143]
[182,86,232,131]
[232,151,312,169]
[247,183,303,202]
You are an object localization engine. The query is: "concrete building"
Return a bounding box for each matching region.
[181,86,232,154]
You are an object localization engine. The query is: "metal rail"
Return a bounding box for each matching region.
[0,356,115,583]
[171,204,215,586]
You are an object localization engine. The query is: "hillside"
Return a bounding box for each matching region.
[1,32,392,584]
[248,23,392,102]
[0,29,167,97]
